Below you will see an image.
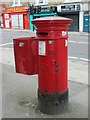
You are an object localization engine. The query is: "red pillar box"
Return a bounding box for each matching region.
[13,37,38,75]
[32,16,72,114]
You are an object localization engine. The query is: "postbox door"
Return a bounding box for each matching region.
[13,37,38,75]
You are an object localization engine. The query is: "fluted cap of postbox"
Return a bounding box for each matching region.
[31,16,72,25]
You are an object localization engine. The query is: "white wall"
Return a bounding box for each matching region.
[82,2,89,11]
[64,0,82,3]
[79,11,84,32]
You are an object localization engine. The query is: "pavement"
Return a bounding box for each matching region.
[0,45,89,119]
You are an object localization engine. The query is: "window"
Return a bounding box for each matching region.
[15,0,19,5]
[64,0,81,3]
[35,0,48,6]
[12,0,22,6]
[39,0,43,4]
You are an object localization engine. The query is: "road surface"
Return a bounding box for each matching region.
[0,29,89,62]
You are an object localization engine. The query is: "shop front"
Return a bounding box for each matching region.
[3,6,30,29]
[0,4,5,28]
[29,6,57,30]
[83,11,90,32]
[57,4,81,32]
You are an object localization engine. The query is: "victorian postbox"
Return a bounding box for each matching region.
[32,16,72,114]
[13,37,38,75]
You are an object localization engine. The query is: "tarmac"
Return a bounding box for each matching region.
[0,45,88,118]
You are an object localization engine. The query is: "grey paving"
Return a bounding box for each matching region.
[1,64,88,118]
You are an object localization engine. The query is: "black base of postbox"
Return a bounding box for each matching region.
[38,89,68,114]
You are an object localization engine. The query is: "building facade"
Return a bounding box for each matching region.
[0,0,90,32]
[3,6,30,29]
[0,4,5,27]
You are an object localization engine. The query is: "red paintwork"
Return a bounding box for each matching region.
[3,12,30,29]
[23,14,29,29]
[2,14,5,28]
[0,4,4,8]
[9,14,12,28]
[13,37,38,75]
[5,6,28,13]
[5,7,14,13]
[3,13,11,29]
[32,16,72,24]
[32,16,72,93]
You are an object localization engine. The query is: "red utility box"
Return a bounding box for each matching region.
[13,37,38,75]
[32,16,72,114]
